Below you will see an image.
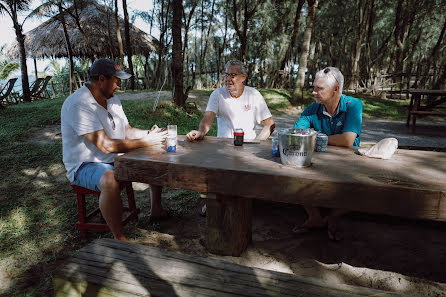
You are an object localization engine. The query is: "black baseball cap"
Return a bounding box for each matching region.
[89,58,131,79]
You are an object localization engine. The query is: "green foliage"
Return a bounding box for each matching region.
[0,61,19,79]
[0,44,19,79]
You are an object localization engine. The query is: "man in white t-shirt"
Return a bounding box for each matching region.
[186,60,275,215]
[61,58,167,241]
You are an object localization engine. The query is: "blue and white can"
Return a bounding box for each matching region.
[166,135,177,152]
[315,133,328,152]
[271,137,280,156]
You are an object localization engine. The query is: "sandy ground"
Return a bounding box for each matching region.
[30,91,446,296]
[127,182,446,297]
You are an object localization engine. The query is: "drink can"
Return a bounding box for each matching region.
[315,133,328,152]
[234,128,244,146]
[166,135,177,152]
[271,137,280,156]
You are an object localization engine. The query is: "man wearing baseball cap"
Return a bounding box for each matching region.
[61,58,168,241]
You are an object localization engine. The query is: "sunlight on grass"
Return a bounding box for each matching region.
[6,209,28,236]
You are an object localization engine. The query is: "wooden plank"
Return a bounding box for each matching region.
[410,111,446,116]
[54,239,404,297]
[408,89,446,96]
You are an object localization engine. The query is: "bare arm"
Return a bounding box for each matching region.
[125,124,161,139]
[256,117,275,140]
[328,132,357,147]
[83,128,167,154]
[186,111,216,141]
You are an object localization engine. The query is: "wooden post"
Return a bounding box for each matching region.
[206,194,252,256]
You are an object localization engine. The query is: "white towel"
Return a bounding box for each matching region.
[358,138,398,159]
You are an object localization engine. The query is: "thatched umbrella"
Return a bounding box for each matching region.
[6,2,159,59]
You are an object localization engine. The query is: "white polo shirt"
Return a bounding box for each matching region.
[206,86,272,140]
[61,85,128,182]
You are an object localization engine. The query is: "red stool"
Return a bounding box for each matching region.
[70,182,140,238]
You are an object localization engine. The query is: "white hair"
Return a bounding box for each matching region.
[225,60,247,74]
[315,67,344,94]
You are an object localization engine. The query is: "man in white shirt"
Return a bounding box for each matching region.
[186,60,275,215]
[61,58,167,241]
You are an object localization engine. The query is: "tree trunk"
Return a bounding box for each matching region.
[13,18,31,102]
[172,0,185,107]
[182,0,199,88]
[33,58,38,80]
[292,0,318,102]
[122,0,135,90]
[419,18,446,88]
[58,2,75,93]
[230,0,264,63]
[348,0,367,90]
[279,0,305,70]
[114,0,124,68]
[71,0,95,60]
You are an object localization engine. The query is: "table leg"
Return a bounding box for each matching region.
[406,96,414,126]
[411,94,420,133]
[206,194,252,256]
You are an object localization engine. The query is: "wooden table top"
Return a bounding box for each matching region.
[115,136,446,220]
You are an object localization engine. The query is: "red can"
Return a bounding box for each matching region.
[234,128,244,146]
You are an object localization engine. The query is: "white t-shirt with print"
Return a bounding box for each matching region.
[205,86,272,140]
[61,85,129,182]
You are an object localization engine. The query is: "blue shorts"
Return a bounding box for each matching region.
[73,162,114,192]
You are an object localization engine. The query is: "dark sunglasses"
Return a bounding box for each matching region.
[107,112,116,130]
[323,68,340,85]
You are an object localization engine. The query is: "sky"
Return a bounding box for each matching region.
[0,0,154,78]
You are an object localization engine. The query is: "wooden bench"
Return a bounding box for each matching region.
[409,110,446,116]
[406,89,446,132]
[53,238,403,297]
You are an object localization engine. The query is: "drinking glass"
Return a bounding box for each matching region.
[167,124,177,136]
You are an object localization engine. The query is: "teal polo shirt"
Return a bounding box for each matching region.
[293,94,363,147]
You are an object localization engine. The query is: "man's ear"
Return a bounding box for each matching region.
[241,73,247,83]
[334,85,340,92]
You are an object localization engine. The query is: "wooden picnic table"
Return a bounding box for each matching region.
[114,136,446,256]
[406,89,446,133]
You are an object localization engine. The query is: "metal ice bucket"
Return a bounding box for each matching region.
[278,128,317,167]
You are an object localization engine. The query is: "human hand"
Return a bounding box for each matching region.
[143,129,168,146]
[186,130,204,142]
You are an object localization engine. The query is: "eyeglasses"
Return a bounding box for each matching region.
[107,112,115,130]
[323,68,339,85]
[224,73,239,78]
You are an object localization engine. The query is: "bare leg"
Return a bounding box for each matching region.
[293,205,325,233]
[149,185,166,217]
[98,170,126,241]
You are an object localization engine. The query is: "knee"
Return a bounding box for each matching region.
[99,170,119,192]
